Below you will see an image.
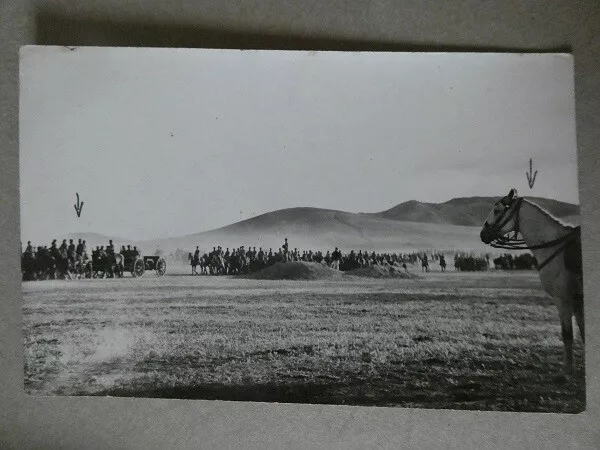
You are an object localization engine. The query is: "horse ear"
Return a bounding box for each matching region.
[508,188,517,199]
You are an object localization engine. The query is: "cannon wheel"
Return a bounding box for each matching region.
[132,257,145,277]
[156,258,166,276]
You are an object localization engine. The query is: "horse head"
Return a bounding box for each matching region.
[480,188,523,246]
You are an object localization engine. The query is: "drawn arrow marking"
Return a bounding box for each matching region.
[74,193,84,218]
[526,158,538,189]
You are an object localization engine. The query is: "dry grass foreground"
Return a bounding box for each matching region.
[22,267,585,413]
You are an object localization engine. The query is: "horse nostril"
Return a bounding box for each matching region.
[480,228,490,243]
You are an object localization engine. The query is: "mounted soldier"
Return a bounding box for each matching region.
[324,251,332,267]
[282,238,289,262]
[59,239,67,255]
[331,247,341,270]
[421,253,429,272]
[76,239,83,257]
[58,240,70,278]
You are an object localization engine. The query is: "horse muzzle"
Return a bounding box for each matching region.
[480,226,493,244]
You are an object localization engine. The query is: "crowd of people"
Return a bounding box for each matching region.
[22,235,503,281]
[21,238,142,280]
[186,237,451,275]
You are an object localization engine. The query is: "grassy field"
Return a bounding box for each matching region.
[22,266,585,413]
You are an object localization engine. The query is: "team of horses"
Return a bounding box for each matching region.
[189,251,257,276]
[190,249,313,276]
[480,188,583,374]
[21,249,125,280]
[189,248,429,276]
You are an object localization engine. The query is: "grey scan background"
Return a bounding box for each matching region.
[1,1,599,449]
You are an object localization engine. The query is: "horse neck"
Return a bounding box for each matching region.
[517,200,572,262]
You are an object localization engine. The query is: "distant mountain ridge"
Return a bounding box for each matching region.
[65,196,579,254]
[133,195,579,254]
[373,196,579,226]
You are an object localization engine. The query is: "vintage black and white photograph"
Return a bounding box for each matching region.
[19,47,583,413]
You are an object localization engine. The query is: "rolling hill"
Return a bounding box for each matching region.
[134,196,580,255]
[373,196,579,226]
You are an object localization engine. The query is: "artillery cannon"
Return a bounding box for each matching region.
[126,255,167,277]
[91,252,166,278]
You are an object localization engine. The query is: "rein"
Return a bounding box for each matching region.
[486,197,581,270]
[488,198,527,249]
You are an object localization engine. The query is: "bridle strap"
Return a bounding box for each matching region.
[536,226,581,270]
[526,226,580,250]
[487,197,581,270]
[488,198,527,249]
[489,197,523,233]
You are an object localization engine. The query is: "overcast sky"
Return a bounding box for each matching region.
[19,47,579,243]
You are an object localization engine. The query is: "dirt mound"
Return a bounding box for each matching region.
[344,264,419,279]
[244,262,343,280]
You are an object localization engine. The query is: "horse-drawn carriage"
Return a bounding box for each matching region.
[90,252,167,278]
[22,242,167,280]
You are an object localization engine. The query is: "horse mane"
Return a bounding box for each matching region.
[522,198,577,230]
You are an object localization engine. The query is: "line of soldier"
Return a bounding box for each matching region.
[190,237,446,274]
[23,238,90,264]
[22,239,141,262]
[91,243,141,261]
